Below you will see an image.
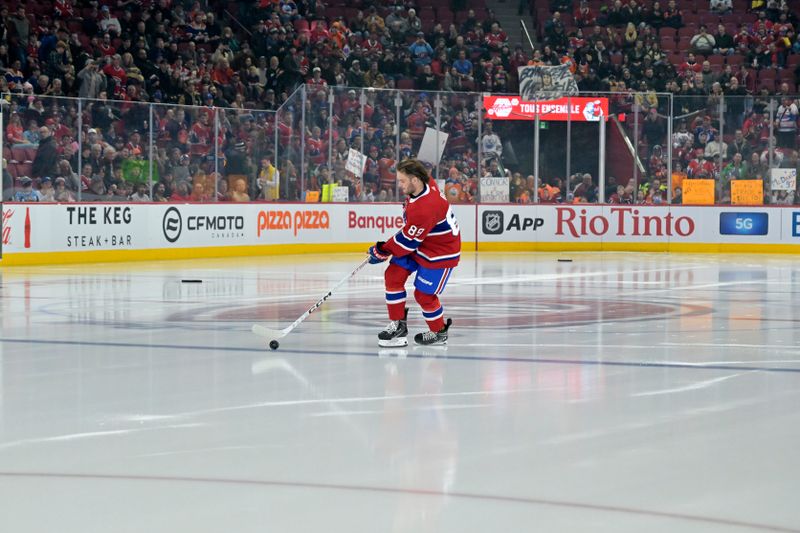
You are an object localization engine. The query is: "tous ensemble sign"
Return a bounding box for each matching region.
[483,96,609,122]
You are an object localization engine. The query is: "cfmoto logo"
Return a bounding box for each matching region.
[163,207,182,243]
[483,210,504,235]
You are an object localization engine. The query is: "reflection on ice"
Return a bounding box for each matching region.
[0,252,798,532]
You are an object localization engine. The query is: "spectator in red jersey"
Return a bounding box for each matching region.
[54,0,77,20]
[679,53,702,75]
[6,113,25,145]
[211,58,234,87]
[362,31,382,61]
[608,184,627,204]
[308,20,328,46]
[484,23,508,52]
[190,113,213,146]
[47,115,70,144]
[574,1,596,28]
[688,149,716,177]
[102,54,127,97]
[170,181,192,201]
[95,34,115,59]
[306,66,327,92]
[306,126,325,165]
[743,112,771,148]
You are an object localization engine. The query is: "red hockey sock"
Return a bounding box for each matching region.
[386,301,406,321]
[385,263,412,321]
[415,289,445,332]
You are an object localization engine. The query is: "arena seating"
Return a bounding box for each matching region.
[0,0,797,205]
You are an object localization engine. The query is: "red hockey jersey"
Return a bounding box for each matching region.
[382,181,461,269]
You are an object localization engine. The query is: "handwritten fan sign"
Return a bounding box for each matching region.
[345,148,366,178]
[770,168,797,191]
[731,179,763,205]
[331,185,349,202]
[682,179,715,204]
[480,177,510,203]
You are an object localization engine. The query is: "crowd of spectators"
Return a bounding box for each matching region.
[534,0,800,204]
[1,0,512,203]
[0,0,798,205]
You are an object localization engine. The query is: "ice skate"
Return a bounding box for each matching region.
[414,318,452,346]
[378,309,408,347]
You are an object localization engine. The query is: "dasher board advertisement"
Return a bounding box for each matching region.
[1,203,477,256]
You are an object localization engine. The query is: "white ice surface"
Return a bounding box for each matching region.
[0,252,798,533]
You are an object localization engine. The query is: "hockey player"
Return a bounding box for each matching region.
[367,159,461,347]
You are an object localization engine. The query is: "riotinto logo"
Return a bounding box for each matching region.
[719,212,768,236]
[163,207,182,243]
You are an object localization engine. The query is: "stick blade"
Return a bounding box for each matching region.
[252,324,283,341]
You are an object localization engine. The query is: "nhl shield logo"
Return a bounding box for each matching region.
[482,210,504,235]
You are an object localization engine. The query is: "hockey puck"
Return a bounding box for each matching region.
[557,259,573,263]
[181,279,203,283]
[269,340,280,350]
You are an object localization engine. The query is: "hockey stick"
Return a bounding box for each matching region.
[252,256,371,349]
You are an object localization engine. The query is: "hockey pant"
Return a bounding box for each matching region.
[384,255,454,332]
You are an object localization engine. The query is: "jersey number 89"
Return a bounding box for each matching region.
[407,225,426,237]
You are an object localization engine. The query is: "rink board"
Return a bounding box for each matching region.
[0,203,476,266]
[1,203,798,265]
[476,205,800,254]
